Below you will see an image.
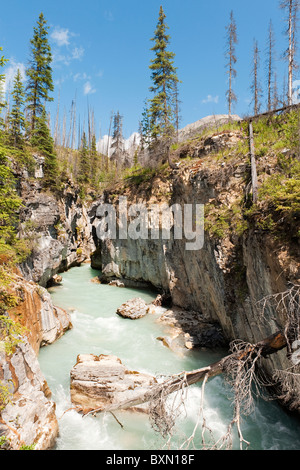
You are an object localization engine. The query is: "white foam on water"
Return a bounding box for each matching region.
[39,264,300,451]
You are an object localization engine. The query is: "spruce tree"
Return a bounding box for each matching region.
[78,131,90,184]
[25,12,54,135]
[110,111,124,166]
[90,134,99,186]
[147,6,179,141]
[31,106,57,185]
[9,69,25,147]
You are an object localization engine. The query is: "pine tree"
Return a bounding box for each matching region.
[25,12,54,135]
[225,11,238,116]
[0,150,23,245]
[31,106,57,185]
[90,133,99,186]
[147,6,179,141]
[280,0,299,106]
[139,101,151,149]
[9,69,25,147]
[78,131,90,184]
[110,111,124,167]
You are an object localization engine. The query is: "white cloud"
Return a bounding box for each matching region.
[202,94,219,104]
[3,59,26,93]
[83,81,96,95]
[73,72,90,82]
[292,80,300,104]
[72,46,84,61]
[51,27,72,47]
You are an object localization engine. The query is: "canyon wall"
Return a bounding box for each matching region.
[17,168,95,287]
[90,149,300,412]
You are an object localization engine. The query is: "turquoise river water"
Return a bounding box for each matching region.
[38,263,300,450]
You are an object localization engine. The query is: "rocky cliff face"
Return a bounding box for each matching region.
[0,273,73,449]
[90,137,300,412]
[0,156,88,449]
[17,173,95,287]
[0,339,59,450]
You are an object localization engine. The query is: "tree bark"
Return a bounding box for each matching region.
[249,121,258,204]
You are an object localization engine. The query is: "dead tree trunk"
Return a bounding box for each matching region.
[249,120,258,204]
[83,331,287,416]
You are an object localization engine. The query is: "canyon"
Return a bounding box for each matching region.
[1,115,299,449]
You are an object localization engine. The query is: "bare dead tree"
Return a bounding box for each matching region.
[273,70,280,109]
[266,21,276,112]
[81,330,288,449]
[251,40,262,116]
[257,284,300,356]
[257,284,300,412]
[225,10,238,117]
[280,0,299,105]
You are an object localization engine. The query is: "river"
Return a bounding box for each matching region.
[38,263,300,450]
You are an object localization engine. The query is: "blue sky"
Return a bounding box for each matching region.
[0,0,298,139]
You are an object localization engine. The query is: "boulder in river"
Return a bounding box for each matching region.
[70,354,157,412]
[116,298,148,319]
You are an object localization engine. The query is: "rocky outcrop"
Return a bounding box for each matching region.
[8,273,72,355]
[157,307,226,350]
[177,114,241,142]
[116,298,149,319]
[0,272,72,449]
[90,141,300,411]
[70,354,156,412]
[0,339,58,450]
[18,177,95,287]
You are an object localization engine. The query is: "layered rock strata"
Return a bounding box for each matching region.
[90,150,300,411]
[70,354,156,412]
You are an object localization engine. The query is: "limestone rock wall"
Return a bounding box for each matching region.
[18,178,95,287]
[0,340,58,450]
[90,161,300,410]
[9,274,72,355]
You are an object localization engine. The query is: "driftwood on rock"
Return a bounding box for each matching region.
[82,330,287,417]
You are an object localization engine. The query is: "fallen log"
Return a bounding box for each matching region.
[83,330,287,417]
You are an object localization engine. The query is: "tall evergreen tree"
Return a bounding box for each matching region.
[139,101,151,149]
[31,106,57,185]
[90,134,99,186]
[25,12,54,135]
[9,69,25,147]
[147,6,179,141]
[78,131,90,184]
[110,111,124,166]
[225,11,238,116]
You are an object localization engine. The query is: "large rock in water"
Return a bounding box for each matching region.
[116,298,149,319]
[70,354,156,412]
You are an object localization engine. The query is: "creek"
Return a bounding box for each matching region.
[38,263,300,450]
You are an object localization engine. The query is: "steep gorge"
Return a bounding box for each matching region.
[90,121,300,414]
[1,114,299,449]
